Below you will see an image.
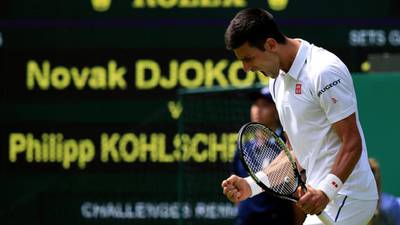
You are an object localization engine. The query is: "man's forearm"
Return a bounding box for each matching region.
[331,113,362,183]
[318,113,362,200]
[331,138,362,183]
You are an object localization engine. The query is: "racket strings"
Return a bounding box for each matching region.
[240,124,298,195]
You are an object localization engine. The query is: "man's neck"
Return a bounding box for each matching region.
[278,38,301,73]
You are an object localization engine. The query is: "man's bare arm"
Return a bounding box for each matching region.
[331,112,362,182]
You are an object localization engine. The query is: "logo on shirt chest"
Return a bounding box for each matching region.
[295,83,302,94]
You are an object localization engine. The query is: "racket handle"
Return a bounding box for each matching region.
[318,211,334,225]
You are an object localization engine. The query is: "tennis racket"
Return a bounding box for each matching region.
[238,122,334,225]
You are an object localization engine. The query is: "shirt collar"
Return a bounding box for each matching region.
[286,39,310,80]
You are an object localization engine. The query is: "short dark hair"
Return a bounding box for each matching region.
[225,8,286,50]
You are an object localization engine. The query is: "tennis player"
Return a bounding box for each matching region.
[221,8,378,225]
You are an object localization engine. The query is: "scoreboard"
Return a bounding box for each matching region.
[0,0,399,224]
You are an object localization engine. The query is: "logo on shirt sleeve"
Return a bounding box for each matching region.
[317,79,341,97]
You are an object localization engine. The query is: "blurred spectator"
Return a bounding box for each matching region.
[368,158,400,225]
[232,87,303,225]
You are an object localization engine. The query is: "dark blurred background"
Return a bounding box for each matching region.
[0,0,399,224]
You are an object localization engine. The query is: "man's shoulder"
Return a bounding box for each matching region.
[305,44,349,81]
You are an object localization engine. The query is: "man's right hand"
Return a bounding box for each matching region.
[221,175,252,203]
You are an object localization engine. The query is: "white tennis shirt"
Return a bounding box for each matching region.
[270,40,378,200]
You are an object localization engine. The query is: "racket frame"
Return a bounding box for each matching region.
[238,122,303,202]
[237,122,334,225]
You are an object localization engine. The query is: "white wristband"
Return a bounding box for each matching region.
[317,173,343,201]
[244,172,268,197]
[244,176,262,197]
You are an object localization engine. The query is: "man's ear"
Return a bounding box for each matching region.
[264,38,278,52]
